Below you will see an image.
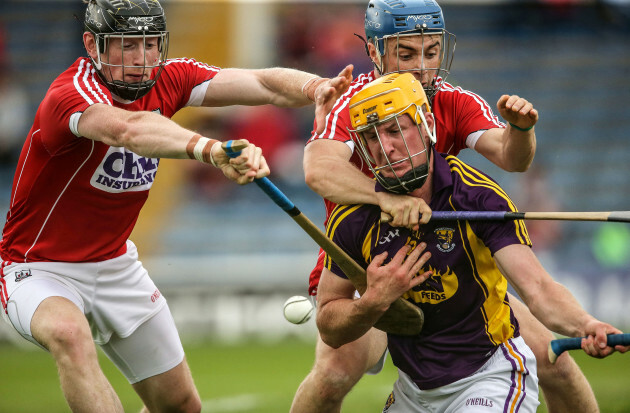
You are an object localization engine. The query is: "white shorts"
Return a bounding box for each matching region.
[383,336,539,413]
[0,241,184,383]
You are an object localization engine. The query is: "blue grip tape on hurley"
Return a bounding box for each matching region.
[223,140,296,213]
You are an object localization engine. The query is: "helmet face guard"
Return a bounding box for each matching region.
[348,73,436,195]
[364,0,456,99]
[374,30,455,99]
[92,32,169,101]
[84,0,169,101]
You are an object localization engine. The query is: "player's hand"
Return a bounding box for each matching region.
[377,191,432,231]
[497,95,538,131]
[362,244,432,310]
[581,322,630,359]
[211,139,270,185]
[314,64,354,135]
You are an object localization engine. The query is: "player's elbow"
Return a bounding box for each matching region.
[316,317,345,349]
[318,330,345,349]
[304,159,338,200]
[304,166,323,194]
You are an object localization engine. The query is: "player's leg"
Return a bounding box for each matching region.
[100,304,201,412]
[29,295,124,412]
[509,293,599,413]
[290,327,388,413]
[133,360,200,413]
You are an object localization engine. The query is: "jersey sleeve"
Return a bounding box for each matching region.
[446,156,531,254]
[470,190,532,254]
[306,95,353,149]
[434,83,505,155]
[306,73,375,149]
[324,204,375,279]
[159,58,221,109]
[38,59,114,155]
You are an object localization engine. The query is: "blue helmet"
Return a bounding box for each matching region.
[364,0,455,98]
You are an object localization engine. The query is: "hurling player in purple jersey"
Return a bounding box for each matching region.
[316,73,628,412]
[293,1,602,412]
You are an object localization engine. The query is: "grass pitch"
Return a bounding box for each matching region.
[1,338,629,412]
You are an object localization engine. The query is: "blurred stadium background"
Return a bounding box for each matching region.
[0,0,629,411]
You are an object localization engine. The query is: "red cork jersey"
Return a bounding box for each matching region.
[1,57,219,263]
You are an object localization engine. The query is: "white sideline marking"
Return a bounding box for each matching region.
[201,394,264,412]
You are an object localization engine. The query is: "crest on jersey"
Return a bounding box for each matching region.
[435,227,456,252]
[15,269,32,282]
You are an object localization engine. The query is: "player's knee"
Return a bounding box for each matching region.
[175,392,202,413]
[317,370,356,402]
[146,391,201,413]
[538,352,579,388]
[312,361,363,400]
[45,319,94,360]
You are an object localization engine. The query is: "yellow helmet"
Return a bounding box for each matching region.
[349,72,433,143]
[347,73,435,194]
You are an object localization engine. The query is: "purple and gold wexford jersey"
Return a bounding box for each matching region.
[325,151,532,390]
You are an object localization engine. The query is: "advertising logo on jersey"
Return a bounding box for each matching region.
[90,146,159,193]
[379,228,400,245]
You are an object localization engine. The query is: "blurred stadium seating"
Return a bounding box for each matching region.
[0,1,629,343]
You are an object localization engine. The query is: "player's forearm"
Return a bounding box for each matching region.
[317,297,388,348]
[523,281,596,338]
[496,245,591,338]
[80,105,204,159]
[304,154,379,205]
[256,67,324,107]
[207,67,323,108]
[116,111,201,159]
[502,126,536,172]
[201,67,321,108]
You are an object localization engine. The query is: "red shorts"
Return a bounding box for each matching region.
[308,247,326,296]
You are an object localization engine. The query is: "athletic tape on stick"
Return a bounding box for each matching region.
[222,141,297,215]
[548,333,630,363]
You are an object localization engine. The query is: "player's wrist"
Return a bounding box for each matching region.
[359,289,391,315]
[186,134,220,166]
[302,76,328,102]
[508,122,533,132]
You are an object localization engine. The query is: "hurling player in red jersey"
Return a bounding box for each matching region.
[0,0,352,412]
[291,1,598,413]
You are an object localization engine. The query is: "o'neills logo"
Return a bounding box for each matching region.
[90,147,159,193]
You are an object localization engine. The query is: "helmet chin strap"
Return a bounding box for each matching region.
[377,147,431,194]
